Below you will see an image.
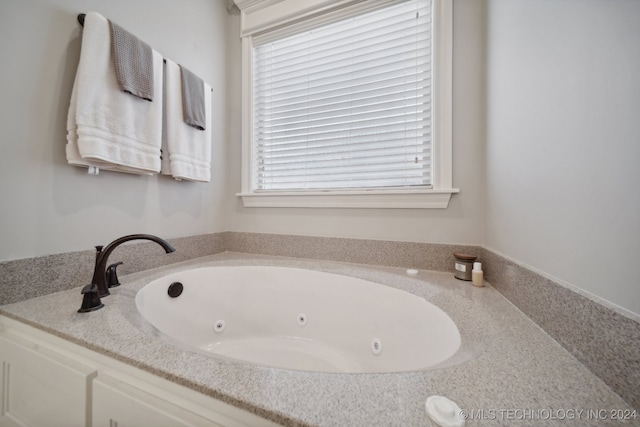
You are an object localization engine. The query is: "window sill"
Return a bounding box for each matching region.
[236,189,460,209]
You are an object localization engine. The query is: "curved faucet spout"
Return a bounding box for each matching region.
[92,234,176,297]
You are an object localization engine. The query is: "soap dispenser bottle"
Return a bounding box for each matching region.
[472,262,484,287]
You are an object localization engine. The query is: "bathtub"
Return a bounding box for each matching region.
[135,266,461,373]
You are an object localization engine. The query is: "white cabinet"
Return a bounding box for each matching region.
[0,332,95,427]
[92,373,223,427]
[90,368,262,427]
[0,316,278,427]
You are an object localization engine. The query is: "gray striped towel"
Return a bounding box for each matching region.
[179,65,206,131]
[109,20,154,102]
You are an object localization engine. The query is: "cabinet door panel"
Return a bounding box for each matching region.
[92,374,224,427]
[0,335,95,427]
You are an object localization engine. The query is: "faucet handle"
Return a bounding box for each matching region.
[106,262,123,288]
[78,283,104,313]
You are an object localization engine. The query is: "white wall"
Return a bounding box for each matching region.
[224,0,487,245]
[485,0,640,315]
[0,0,229,260]
[5,0,636,318]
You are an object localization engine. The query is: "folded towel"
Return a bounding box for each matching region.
[162,59,212,182]
[66,11,163,175]
[66,74,152,175]
[179,65,206,130]
[109,20,155,102]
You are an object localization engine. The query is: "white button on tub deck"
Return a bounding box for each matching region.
[425,396,465,427]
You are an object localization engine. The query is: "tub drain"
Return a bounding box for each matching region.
[167,282,183,298]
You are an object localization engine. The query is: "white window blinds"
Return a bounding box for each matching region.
[252,0,432,191]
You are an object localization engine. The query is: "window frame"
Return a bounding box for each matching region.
[236,0,457,208]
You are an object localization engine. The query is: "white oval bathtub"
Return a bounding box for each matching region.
[135,266,461,373]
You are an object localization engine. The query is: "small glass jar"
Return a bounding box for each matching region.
[453,253,477,281]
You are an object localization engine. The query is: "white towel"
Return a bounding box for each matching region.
[66,12,163,174]
[161,59,212,182]
[66,70,151,175]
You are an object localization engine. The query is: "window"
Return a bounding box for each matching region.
[237,0,456,208]
[254,0,430,191]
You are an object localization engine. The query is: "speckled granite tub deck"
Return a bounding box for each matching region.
[0,252,637,426]
[481,247,640,411]
[1,232,639,417]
